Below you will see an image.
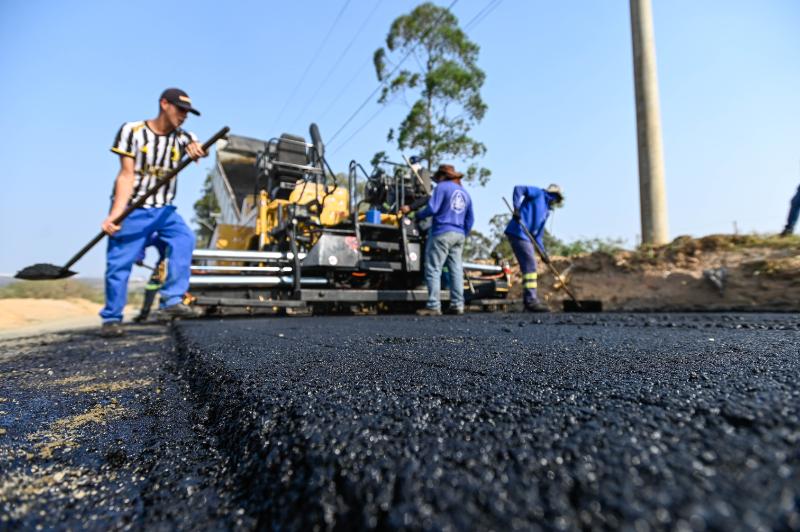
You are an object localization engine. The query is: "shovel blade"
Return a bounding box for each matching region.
[14,263,77,281]
[562,299,603,313]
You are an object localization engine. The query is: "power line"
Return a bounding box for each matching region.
[291,0,385,131]
[272,0,353,127]
[316,56,372,124]
[464,0,503,30]
[326,0,460,146]
[330,105,386,157]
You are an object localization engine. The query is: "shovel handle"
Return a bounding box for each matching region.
[502,196,582,308]
[402,154,427,192]
[62,127,230,271]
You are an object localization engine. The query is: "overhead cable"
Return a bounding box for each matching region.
[291,0,385,130]
[326,0,460,146]
[272,0,353,127]
[465,0,503,30]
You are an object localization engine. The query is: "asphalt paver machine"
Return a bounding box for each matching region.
[188,124,512,314]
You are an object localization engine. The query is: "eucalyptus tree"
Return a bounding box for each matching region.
[374,2,490,185]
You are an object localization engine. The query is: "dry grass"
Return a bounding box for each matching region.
[0,279,143,305]
[619,233,800,267]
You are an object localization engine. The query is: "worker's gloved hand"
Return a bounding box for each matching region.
[539,250,551,264]
[512,209,521,221]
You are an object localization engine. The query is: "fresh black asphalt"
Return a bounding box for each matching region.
[2,313,799,529]
[174,313,800,530]
[0,326,248,530]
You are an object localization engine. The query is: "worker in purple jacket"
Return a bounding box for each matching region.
[402,164,474,316]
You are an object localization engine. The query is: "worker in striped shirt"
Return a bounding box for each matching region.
[504,184,564,313]
[99,88,206,337]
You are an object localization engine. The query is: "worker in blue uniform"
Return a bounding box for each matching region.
[504,184,564,312]
[780,184,800,236]
[402,164,474,316]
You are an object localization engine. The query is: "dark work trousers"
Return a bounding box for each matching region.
[784,185,800,233]
[508,235,539,305]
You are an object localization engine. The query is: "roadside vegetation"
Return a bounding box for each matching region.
[0,279,143,305]
[465,212,626,261]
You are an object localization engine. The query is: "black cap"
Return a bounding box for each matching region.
[160,87,200,116]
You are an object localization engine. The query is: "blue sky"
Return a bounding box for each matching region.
[1,0,798,277]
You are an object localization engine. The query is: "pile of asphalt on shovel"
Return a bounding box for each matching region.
[170,312,800,530]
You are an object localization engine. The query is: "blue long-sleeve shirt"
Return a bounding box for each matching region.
[504,186,555,251]
[416,180,474,236]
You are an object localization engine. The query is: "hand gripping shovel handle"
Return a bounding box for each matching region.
[61,127,230,272]
[402,154,427,191]
[502,196,582,308]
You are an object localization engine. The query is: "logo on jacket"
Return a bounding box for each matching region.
[451,191,466,213]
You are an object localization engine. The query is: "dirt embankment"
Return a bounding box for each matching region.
[0,299,137,338]
[530,234,800,311]
[0,299,102,332]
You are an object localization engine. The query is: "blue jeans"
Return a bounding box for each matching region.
[424,231,465,311]
[508,235,539,305]
[100,206,195,323]
[784,185,800,232]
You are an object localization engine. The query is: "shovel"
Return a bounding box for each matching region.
[15,127,230,281]
[502,197,602,312]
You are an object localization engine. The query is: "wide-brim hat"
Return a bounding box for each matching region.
[160,87,201,116]
[433,164,463,181]
[546,184,564,202]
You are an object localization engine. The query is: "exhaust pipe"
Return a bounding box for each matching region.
[189,275,327,287]
[191,265,292,273]
[192,249,306,262]
[463,262,502,274]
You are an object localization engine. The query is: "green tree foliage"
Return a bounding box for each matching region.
[373,2,490,185]
[193,172,219,246]
[463,229,493,261]
[547,235,626,257]
[488,213,513,259]
[486,212,625,261]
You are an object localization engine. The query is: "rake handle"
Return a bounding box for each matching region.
[502,197,582,308]
[62,127,230,271]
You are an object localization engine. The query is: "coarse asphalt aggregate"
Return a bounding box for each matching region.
[174,312,800,530]
[0,326,249,530]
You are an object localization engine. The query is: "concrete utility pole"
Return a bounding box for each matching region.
[630,0,669,246]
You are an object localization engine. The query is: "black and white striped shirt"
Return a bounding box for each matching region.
[111,121,198,208]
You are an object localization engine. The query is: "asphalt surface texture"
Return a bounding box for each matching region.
[1,313,799,530]
[0,325,249,530]
[176,313,800,530]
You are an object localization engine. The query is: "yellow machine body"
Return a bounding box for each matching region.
[254,182,350,249]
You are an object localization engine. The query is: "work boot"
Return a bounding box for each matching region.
[780,227,793,237]
[98,321,125,338]
[445,306,464,315]
[416,307,442,316]
[158,303,199,319]
[524,300,550,313]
